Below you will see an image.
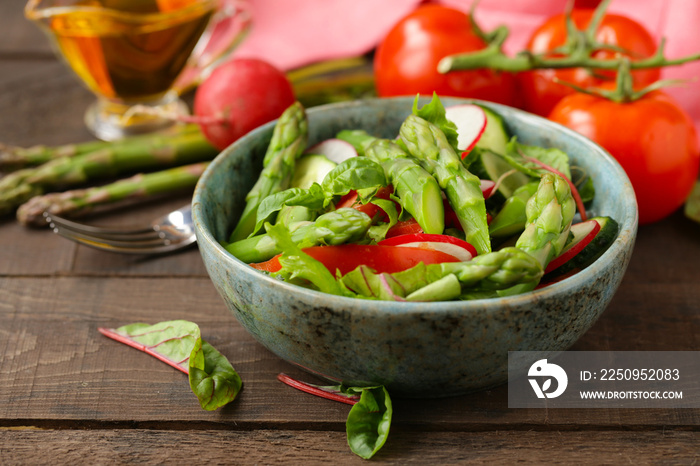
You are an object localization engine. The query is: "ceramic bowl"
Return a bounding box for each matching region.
[192,97,638,398]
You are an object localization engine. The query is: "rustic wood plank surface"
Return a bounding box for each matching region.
[1,1,699,464]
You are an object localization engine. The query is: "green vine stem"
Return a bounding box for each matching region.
[437,0,700,74]
[554,58,686,103]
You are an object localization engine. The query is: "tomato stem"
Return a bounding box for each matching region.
[439,0,700,75]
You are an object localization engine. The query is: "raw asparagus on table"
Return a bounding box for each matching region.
[399,114,491,255]
[228,102,308,243]
[364,139,445,235]
[0,125,217,215]
[0,124,201,170]
[226,207,372,264]
[16,162,209,227]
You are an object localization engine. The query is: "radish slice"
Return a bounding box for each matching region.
[480,179,496,199]
[379,233,477,262]
[445,104,488,157]
[545,219,601,274]
[306,139,358,164]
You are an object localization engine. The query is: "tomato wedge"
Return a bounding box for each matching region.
[250,244,461,275]
[385,219,424,238]
[335,186,395,221]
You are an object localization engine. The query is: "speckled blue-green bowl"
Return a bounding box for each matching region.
[192,97,638,398]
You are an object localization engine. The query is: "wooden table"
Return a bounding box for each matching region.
[2,1,699,463]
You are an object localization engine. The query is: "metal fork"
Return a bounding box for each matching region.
[44,204,196,254]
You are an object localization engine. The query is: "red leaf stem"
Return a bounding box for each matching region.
[521,154,588,221]
[98,327,190,375]
[277,373,359,405]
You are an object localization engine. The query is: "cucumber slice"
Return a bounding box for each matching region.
[290,154,337,189]
[475,106,509,155]
[544,216,619,279]
[469,107,530,201]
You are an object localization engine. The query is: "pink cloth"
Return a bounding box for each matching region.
[232,0,423,70]
[233,0,700,126]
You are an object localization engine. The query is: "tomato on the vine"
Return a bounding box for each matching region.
[518,9,660,117]
[373,4,517,105]
[548,89,699,224]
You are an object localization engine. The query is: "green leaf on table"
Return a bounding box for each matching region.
[684,180,700,223]
[98,320,242,411]
[276,373,393,460]
[189,337,243,411]
[346,386,393,459]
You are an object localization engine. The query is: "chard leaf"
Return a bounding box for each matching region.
[346,386,393,460]
[341,266,406,301]
[321,158,387,201]
[189,339,243,411]
[504,138,572,180]
[412,93,460,155]
[341,262,445,301]
[99,320,242,411]
[367,198,399,242]
[252,158,387,236]
[266,223,343,295]
[253,183,325,235]
[577,176,595,204]
[276,374,393,460]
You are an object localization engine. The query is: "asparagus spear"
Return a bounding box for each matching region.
[16,162,209,227]
[515,172,576,268]
[436,247,544,291]
[226,207,372,263]
[0,126,217,215]
[341,247,543,302]
[0,124,201,169]
[406,247,544,301]
[229,102,308,242]
[399,114,491,255]
[493,173,575,297]
[233,208,372,264]
[364,139,444,234]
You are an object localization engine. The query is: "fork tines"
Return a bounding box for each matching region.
[44,212,186,254]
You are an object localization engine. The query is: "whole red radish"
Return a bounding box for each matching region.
[194,58,296,150]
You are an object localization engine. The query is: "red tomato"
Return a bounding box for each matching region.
[250,244,460,275]
[373,4,517,105]
[335,186,395,221]
[518,9,660,117]
[548,89,699,224]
